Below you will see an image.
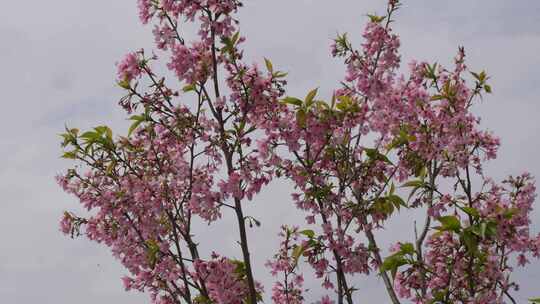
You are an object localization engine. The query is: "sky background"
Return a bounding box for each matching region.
[1,1,539,303]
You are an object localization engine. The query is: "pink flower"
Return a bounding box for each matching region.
[116,52,142,82]
[194,254,255,304]
[59,212,73,235]
[168,42,213,83]
[517,254,529,267]
[137,0,153,24]
[318,295,334,304]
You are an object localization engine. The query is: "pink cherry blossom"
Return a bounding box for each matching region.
[57,1,540,304]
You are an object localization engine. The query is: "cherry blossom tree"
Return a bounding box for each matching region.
[57,1,540,303]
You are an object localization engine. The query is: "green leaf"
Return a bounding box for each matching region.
[281,97,303,107]
[61,151,77,159]
[485,221,498,237]
[299,229,315,239]
[273,71,288,78]
[128,120,143,136]
[315,100,330,110]
[193,295,213,304]
[264,58,273,73]
[367,14,386,23]
[106,160,116,175]
[305,88,318,106]
[415,166,428,179]
[503,208,518,219]
[401,180,425,188]
[387,194,407,209]
[462,207,480,218]
[69,128,79,136]
[296,109,307,128]
[388,127,415,150]
[292,244,305,263]
[364,148,377,159]
[484,84,492,93]
[236,120,247,135]
[529,298,540,303]
[231,260,247,277]
[432,290,447,302]
[380,253,407,279]
[81,131,98,140]
[118,79,131,89]
[479,222,487,238]
[183,84,196,92]
[88,126,113,149]
[406,185,423,203]
[231,31,240,45]
[462,230,478,254]
[372,198,395,216]
[145,239,160,268]
[128,115,146,136]
[336,95,353,111]
[479,70,487,82]
[364,148,392,164]
[424,62,438,79]
[94,126,111,137]
[437,216,461,232]
[220,33,239,54]
[399,243,415,255]
[105,127,113,140]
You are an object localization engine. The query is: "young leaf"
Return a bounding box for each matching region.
[437,216,461,232]
[462,230,478,254]
[80,131,99,144]
[399,243,415,255]
[193,295,213,304]
[364,148,392,164]
[232,260,247,277]
[472,222,487,239]
[380,253,407,279]
[281,97,303,107]
[145,239,160,269]
[462,207,480,218]
[183,84,196,92]
[430,95,445,101]
[231,31,240,45]
[503,208,518,219]
[485,221,498,237]
[299,229,315,238]
[296,109,307,128]
[367,14,386,23]
[118,79,131,89]
[292,244,305,263]
[305,88,318,106]
[264,58,273,73]
[273,71,288,78]
[62,151,77,159]
[389,182,396,195]
[401,180,425,188]
[387,194,407,209]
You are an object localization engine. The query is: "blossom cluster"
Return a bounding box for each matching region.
[57,0,539,304]
[193,253,253,304]
[266,226,306,304]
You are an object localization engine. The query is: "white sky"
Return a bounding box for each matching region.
[1,1,539,303]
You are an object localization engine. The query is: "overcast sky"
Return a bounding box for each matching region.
[1,1,539,303]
